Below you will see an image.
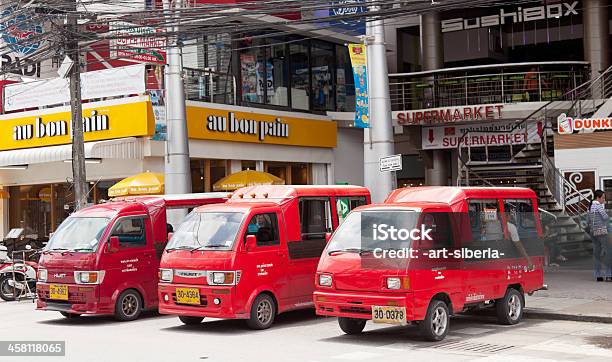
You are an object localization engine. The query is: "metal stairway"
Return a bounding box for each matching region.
[457,67,612,255]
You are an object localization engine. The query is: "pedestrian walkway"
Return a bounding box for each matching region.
[524,266,612,323]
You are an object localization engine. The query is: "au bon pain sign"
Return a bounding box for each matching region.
[0,100,155,151]
[186,105,337,148]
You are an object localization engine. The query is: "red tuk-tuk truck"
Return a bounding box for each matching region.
[314,187,545,341]
[158,185,370,329]
[36,193,228,321]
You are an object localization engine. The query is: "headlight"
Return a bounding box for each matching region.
[37,268,47,282]
[386,277,401,290]
[159,268,173,283]
[74,271,105,285]
[318,274,332,287]
[207,271,236,285]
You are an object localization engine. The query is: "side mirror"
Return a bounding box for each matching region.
[245,235,257,252]
[108,236,120,253]
[167,232,174,241]
[325,232,332,243]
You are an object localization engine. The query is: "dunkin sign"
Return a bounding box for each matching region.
[557,113,612,134]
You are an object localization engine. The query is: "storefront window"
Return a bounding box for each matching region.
[191,160,206,193]
[311,41,335,111]
[291,164,309,185]
[210,160,227,186]
[242,160,256,171]
[290,42,310,110]
[267,40,288,106]
[336,45,355,112]
[240,39,266,104]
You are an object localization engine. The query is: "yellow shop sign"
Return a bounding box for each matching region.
[187,105,337,148]
[0,99,155,151]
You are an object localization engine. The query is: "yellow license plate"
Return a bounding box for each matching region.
[175,288,200,305]
[49,284,69,301]
[372,306,407,325]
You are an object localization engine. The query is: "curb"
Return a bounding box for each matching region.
[524,310,612,324]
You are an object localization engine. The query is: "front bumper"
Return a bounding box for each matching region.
[158,283,246,319]
[314,289,415,320]
[36,283,109,315]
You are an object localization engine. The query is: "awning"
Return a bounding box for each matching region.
[0,137,143,167]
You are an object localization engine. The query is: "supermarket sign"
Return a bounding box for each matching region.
[422,120,541,150]
[557,113,612,134]
[110,21,166,64]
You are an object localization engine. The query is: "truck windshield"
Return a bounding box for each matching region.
[46,217,110,252]
[326,210,419,254]
[166,211,244,251]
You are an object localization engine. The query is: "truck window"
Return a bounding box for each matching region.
[245,213,280,247]
[111,217,147,248]
[468,199,504,241]
[299,198,333,239]
[503,199,537,239]
[336,196,367,224]
[420,213,454,249]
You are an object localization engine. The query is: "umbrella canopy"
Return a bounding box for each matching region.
[108,172,164,197]
[213,170,284,191]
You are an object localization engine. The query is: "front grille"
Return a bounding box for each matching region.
[340,306,371,315]
[171,293,208,307]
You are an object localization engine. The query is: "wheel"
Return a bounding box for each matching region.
[59,312,81,318]
[246,294,276,330]
[114,289,142,322]
[496,288,524,325]
[0,275,17,302]
[419,300,450,341]
[179,316,204,325]
[338,317,366,335]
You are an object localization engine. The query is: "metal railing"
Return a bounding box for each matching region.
[390,62,591,111]
[184,67,237,105]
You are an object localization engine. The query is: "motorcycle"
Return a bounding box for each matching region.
[0,245,39,302]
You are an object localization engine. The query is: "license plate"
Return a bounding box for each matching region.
[175,288,200,305]
[49,284,69,301]
[372,306,407,325]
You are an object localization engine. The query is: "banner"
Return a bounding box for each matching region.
[348,44,369,129]
[3,65,146,111]
[110,21,166,64]
[422,121,542,150]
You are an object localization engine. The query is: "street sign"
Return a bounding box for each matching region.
[379,154,402,172]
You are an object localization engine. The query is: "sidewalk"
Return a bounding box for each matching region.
[524,267,612,323]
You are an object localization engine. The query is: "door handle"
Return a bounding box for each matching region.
[431,267,447,271]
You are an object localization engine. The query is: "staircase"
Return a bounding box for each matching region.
[457,67,612,256]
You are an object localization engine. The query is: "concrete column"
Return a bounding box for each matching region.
[584,0,610,84]
[256,161,264,172]
[312,163,329,185]
[420,11,444,71]
[425,150,449,186]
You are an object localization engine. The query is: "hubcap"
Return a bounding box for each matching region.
[507,295,521,320]
[256,299,273,324]
[431,306,448,336]
[122,294,139,317]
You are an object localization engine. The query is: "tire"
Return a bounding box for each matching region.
[0,275,17,302]
[338,317,366,335]
[496,288,524,325]
[419,300,450,342]
[114,289,143,322]
[246,294,276,330]
[179,316,204,325]
[59,312,81,318]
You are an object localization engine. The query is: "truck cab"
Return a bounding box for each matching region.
[158,185,370,329]
[36,193,227,321]
[314,187,545,341]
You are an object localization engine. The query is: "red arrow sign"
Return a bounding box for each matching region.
[428,129,435,143]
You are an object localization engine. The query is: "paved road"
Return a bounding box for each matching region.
[0,300,611,362]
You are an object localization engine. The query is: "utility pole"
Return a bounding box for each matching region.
[164,0,192,226]
[67,2,87,210]
[363,0,395,202]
